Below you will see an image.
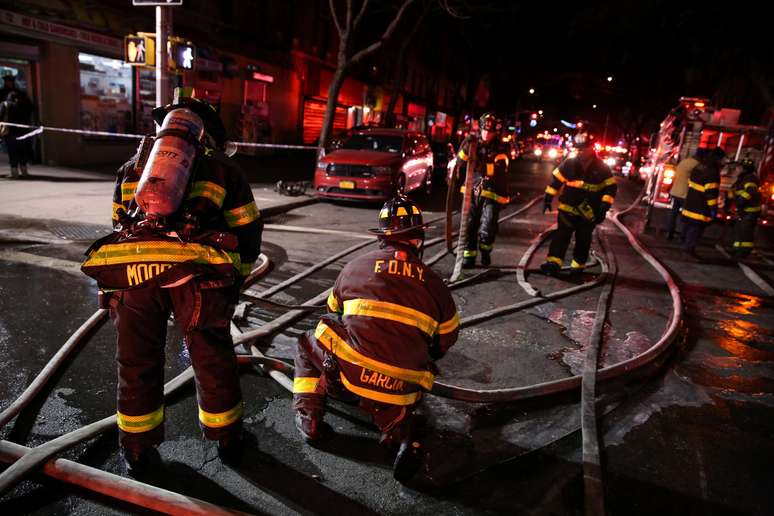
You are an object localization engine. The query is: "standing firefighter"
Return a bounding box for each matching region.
[541,128,616,275]
[681,147,724,258]
[81,94,262,474]
[292,196,460,483]
[453,113,511,268]
[728,158,762,257]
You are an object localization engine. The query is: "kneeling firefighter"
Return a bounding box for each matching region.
[541,127,616,275]
[292,196,460,483]
[452,113,511,268]
[728,158,762,257]
[81,93,263,473]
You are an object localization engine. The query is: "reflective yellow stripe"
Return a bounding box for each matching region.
[733,241,754,248]
[396,206,409,216]
[689,181,705,192]
[744,182,758,189]
[224,202,260,227]
[558,203,582,216]
[188,180,226,208]
[121,181,138,202]
[463,249,477,257]
[117,406,164,434]
[552,168,567,183]
[339,372,421,405]
[486,163,494,176]
[682,209,711,222]
[379,208,389,218]
[744,206,762,213]
[545,185,559,196]
[239,261,254,276]
[83,241,235,267]
[314,321,435,389]
[438,312,460,335]
[327,292,341,313]
[571,259,585,269]
[546,256,562,265]
[737,190,752,199]
[198,402,243,429]
[601,194,615,204]
[480,190,510,204]
[707,198,718,206]
[494,153,509,166]
[603,176,617,186]
[112,202,124,221]
[343,298,438,336]
[479,242,493,251]
[566,180,586,188]
[704,182,719,190]
[293,376,321,394]
[458,149,468,161]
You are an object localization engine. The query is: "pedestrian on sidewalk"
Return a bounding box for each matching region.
[0,90,34,178]
[292,195,460,484]
[665,149,704,240]
[81,92,262,475]
[681,147,724,259]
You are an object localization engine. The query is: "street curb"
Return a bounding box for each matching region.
[261,196,319,218]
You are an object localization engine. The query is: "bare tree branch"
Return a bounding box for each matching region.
[353,0,370,29]
[439,0,470,19]
[350,0,415,65]
[345,0,353,32]
[329,0,343,36]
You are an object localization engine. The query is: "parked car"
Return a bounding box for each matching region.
[314,128,434,201]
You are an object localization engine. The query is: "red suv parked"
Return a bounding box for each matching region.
[314,128,434,201]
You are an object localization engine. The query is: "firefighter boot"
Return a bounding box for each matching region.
[121,446,162,477]
[19,164,29,177]
[540,261,561,276]
[294,409,331,444]
[217,432,245,466]
[462,251,476,269]
[480,251,491,266]
[393,438,424,484]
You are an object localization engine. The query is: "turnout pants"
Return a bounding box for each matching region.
[293,318,418,445]
[110,278,242,452]
[682,219,707,253]
[546,211,596,269]
[732,215,758,256]
[465,195,501,259]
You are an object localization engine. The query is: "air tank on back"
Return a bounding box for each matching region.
[135,108,205,218]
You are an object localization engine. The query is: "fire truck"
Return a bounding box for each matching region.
[644,97,771,222]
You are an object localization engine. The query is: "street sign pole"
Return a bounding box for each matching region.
[155,5,170,109]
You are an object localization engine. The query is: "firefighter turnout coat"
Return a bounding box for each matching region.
[681,160,720,224]
[295,242,460,407]
[544,156,617,221]
[728,169,762,251]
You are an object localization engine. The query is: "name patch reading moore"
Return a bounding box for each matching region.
[373,259,425,281]
[126,263,173,286]
[359,368,405,391]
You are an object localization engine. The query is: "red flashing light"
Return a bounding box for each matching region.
[530,113,538,119]
[577,122,583,128]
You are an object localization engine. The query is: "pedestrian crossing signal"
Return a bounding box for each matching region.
[125,35,155,66]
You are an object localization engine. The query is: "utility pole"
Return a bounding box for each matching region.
[155,5,171,108]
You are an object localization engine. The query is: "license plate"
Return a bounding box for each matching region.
[339,180,355,189]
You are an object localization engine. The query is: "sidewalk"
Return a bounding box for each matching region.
[0,162,316,229]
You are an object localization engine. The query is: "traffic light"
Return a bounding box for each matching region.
[530,113,538,120]
[169,41,195,70]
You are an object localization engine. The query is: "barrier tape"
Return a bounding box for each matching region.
[0,122,318,150]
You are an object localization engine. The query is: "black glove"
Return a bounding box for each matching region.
[543,193,553,214]
[594,204,610,224]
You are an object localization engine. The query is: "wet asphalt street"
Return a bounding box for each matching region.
[0,158,772,515]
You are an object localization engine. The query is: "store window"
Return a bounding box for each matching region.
[78,53,133,134]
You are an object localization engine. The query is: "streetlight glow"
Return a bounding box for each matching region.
[538,109,543,115]
[607,76,613,82]
[593,104,598,109]
[528,88,535,94]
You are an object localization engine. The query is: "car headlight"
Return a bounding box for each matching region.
[605,157,616,167]
[534,148,543,156]
[316,161,328,170]
[548,148,557,158]
[372,166,393,175]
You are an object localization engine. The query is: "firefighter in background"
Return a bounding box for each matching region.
[81,93,262,474]
[292,196,460,483]
[453,112,511,268]
[681,147,724,258]
[728,158,762,257]
[540,127,616,275]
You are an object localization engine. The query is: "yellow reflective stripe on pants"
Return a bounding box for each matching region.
[733,241,754,248]
[293,376,321,394]
[198,402,243,429]
[117,406,164,434]
[479,242,493,251]
[558,203,583,217]
[188,180,226,208]
[546,256,562,265]
[571,259,585,269]
[463,249,477,257]
[682,209,711,222]
[327,291,341,313]
[83,241,235,267]
[342,298,439,336]
[224,201,260,227]
[744,206,762,213]
[339,372,421,406]
[314,321,435,390]
[121,181,138,202]
[480,190,510,204]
